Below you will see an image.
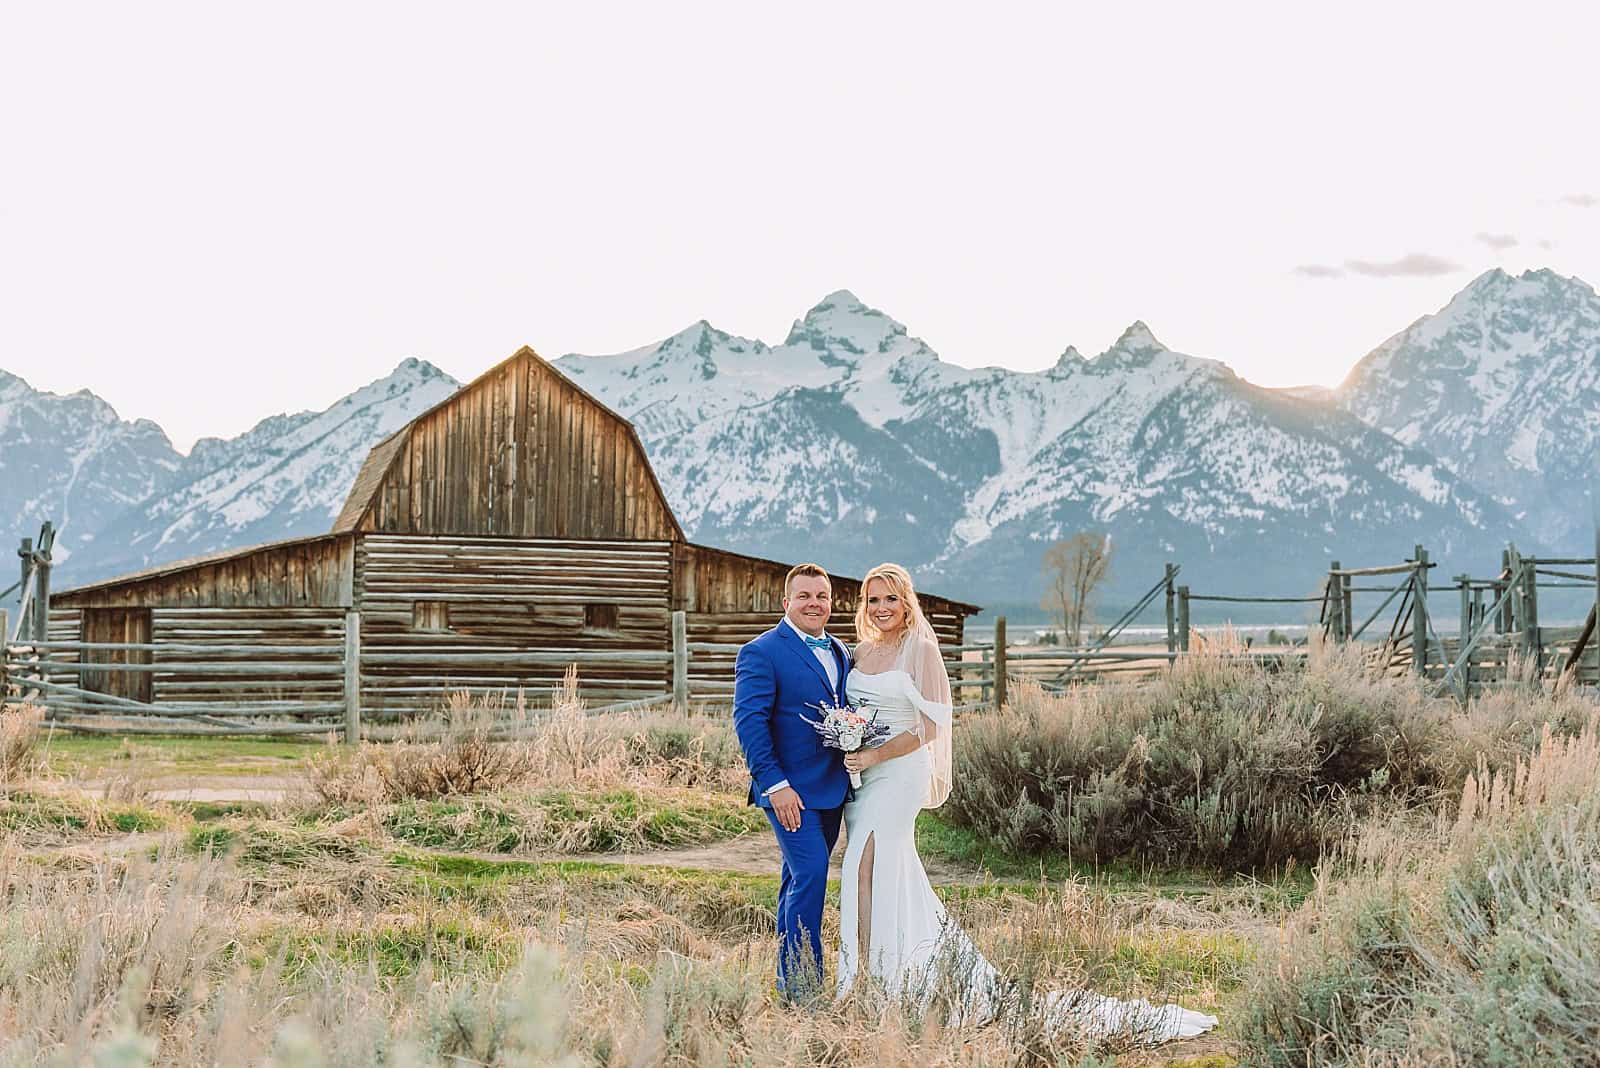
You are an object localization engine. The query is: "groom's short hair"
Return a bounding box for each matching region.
[784,563,830,595]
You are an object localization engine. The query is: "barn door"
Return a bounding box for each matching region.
[81,608,153,703]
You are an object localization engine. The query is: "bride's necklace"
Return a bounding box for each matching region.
[859,629,908,672]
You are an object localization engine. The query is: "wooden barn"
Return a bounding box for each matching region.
[43,346,979,720]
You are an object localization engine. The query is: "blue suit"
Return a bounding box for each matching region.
[733,622,851,996]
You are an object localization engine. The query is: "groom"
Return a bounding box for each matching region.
[732,562,851,1000]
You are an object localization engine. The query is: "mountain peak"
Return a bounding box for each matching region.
[1049,345,1086,377]
[785,290,909,356]
[389,356,451,382]
[1112,320,1167,352]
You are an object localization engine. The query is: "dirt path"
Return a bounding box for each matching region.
[589,828,1001,886]
[33,777,296,805]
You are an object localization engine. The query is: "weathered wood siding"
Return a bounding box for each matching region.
[81,608,152,701]
[349,351,681,542]
[356,533,673,713]
[673,544,971,689]
[53,536,353,610]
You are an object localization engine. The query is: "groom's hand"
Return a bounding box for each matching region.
[770,786,804,832]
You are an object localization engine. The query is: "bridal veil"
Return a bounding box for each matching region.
[896,623,953,808]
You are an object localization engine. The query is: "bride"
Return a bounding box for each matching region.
[837,562,1217,1042]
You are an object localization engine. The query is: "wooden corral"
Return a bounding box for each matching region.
[41,346,979,719]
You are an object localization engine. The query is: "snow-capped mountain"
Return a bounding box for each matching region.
[10,273,1589,611]
[60,359,460,582]
[1341,268,1600,546]
[0,370,182,566]
[560,293,1517,604]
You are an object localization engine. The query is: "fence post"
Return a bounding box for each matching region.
[0,609,7,697]
[980,645,991,705]
[1341,572,1354,641]
[1177,587,1190,652]
[1496,547,1512,634]
[16,538,32,642]
[992,616,1007,711]
[1164,562,1177,655]
[343,610,361,744]
[1506,544,1523,638]
[671,610,688,713]
[1594,526,1600,680]
[32,543,50,644]
[1524,554,1541,673]
[1457,575,1472,693]
[1413,546,1430,678]
[1327,562,1343,641]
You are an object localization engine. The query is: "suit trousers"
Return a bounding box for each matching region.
[764,803,843,998]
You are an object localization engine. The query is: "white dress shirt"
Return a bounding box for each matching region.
[765,617,840,797]
[784,615,839,691]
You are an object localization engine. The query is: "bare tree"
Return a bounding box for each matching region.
[1040,532,1113,647]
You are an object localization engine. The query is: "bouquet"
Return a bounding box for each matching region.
[801,700,892,788]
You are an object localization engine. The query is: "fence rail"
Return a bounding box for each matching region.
[9,533,1600,738]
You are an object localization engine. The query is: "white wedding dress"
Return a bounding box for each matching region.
[838,636,1217,1043]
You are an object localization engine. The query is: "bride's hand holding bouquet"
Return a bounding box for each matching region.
[801,700,890,787]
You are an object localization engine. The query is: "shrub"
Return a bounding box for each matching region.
[947,642,1600,870]
[1242,721,1600,1066]
[0,703,42,793]
[308,671,746,803]
[308,690,541,804]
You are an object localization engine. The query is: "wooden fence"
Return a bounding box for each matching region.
[8,535,1600,738]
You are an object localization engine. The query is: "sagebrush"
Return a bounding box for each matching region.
[946,642,1598,869]
[1242,719,1600,1066]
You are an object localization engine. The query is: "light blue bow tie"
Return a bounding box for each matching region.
[801,634,832,650]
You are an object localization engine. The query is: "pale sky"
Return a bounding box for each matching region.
[5,1,1597,452]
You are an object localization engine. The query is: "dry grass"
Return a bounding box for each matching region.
[0,829,1229,1066]
[1242,718,1600,1067]
[0,704,43,794]
[307,670,745,807]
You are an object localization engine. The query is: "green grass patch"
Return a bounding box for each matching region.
[37,733,319,780]
[367,787,766,855]
[918,811,1313,907]
[185,819,377,867]
[174,800,271,822]
[0,791,169,838]
[1108,928,1256,993]
[260,917,520,980]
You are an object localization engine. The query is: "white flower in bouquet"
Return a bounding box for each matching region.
[836,721,866,751]
[800,700,892,789]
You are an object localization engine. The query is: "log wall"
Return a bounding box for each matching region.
[355,533,673,713]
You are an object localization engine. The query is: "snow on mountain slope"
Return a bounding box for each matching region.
[0,370,182,565]
[1341,268,1600,545]
[64,359,460,582]
[561,294,1517,603]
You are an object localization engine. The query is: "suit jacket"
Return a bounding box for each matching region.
[732,623,852,810]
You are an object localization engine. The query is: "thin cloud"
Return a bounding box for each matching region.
[1344,253,1462,278]
[1475,232,1519,250]
[1539,238,1559,250]
[1560,193,1598,208]
[1293,263,1345,278]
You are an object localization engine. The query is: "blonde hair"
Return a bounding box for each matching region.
[854,562,932,645]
